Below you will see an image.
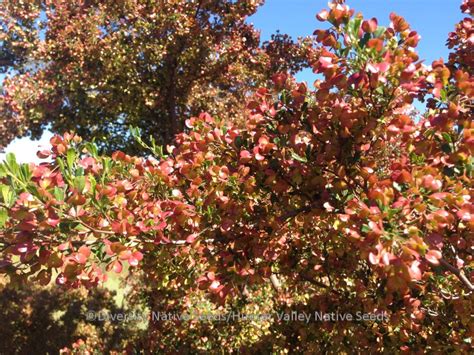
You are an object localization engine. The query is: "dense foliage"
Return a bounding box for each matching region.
[0,0,473,353]
[0,278,142,353]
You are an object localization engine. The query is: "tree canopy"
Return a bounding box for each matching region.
[0,0,309,153]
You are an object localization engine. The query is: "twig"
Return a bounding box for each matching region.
[77,219,116,235]
[270,274,282,291]
[299,271,342,296]
[438,258,473,292]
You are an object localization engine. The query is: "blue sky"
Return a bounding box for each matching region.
[250,0,463,82]
[1,0,463,163]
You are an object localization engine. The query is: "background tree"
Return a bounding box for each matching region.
[0,0,309,153]
[0,0,472,353]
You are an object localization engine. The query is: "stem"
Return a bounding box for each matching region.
[438,258,473,292]
[77,218,116,235]
[299,271,342,296]
[269,273,281,291]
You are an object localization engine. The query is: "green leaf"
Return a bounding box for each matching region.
[423,128,435,138]
[84,142,98,157]
[66,148,77,170]
[0,184,15,207]
[0,207,7,228]
[291,151,308,163]
[102,157,111,175]
[349,17,362,39]
[5,153,19,175]
[5,152,16,167]
[0,184,8,203]
[466,157,473,177]
[89,175,97,195]
[441,132,452,143]
[129,126,140,139]
[19,164,32,183]
[149,135,164,158]
[440,89,447,102]
[74,176,86,193]
[53,186,65,202]
[374,26,386,38]
[74,223,90,232]
[388,208,401,219]
[57,158,66,174]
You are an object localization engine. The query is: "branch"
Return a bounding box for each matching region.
[77,219,116,235]
[159,238,215,246]
[0,57,15,67]
[438,258,474,292]
[269,273,282,291]
[299,272,342,296]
